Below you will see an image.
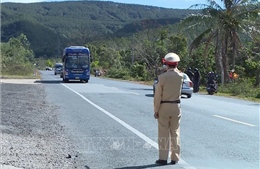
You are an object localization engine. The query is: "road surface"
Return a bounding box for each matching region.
[39,70,259,169]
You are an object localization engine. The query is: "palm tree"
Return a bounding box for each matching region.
[179,0,259,85]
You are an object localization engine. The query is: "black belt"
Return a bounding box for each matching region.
[161,100,180,104]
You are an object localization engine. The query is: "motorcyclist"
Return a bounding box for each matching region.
[185,67,194,82]
[95,69,101,77]
[207,72,217,91]
[193,68,200,93]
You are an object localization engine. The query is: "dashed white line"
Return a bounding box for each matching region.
[103,86,140,95]
[213,115,255,127]
[127,92,140,95]
[61,83,197,169]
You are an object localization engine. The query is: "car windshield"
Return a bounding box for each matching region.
[65,54,89,69]
[55,65,62,69]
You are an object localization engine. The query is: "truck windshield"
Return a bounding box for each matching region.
[65,54,89,69]
[55,65,62,69]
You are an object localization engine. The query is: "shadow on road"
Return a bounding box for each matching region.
[128,88,153,91]
[84,165,90,169]
[34,80,86,84]
[34,80,62,84]
[248,103,260,106]
[145,94,154,97]
[114,163,161,169]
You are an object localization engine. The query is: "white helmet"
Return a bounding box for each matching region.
[164,53,180,64]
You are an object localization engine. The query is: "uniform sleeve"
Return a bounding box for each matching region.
[154,75,163,113]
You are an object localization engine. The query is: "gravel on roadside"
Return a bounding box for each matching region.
[0,82,84,169]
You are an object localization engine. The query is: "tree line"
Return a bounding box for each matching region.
[1,0,259,99]
[1,1,196,57]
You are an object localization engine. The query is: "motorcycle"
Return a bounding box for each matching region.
[206,82,217,95]
[95,71,101,77]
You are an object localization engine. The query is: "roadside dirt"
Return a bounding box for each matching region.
[0,81,84,169]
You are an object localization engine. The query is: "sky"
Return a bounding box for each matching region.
[0,0,223,9]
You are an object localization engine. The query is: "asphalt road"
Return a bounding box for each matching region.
[40,70,259,169]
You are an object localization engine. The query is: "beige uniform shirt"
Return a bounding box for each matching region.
[154,68,183,113]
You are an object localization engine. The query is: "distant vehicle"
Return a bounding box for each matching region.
[54,63,63,75]
[206,72,218,95]
[95,70,101,77]
[46,67,52,71]
[153,73,193,98]
[61,46,92,83]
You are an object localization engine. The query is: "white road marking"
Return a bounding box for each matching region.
[213,115,255,127]
[127,92,140,95]
[62,83,197,169]
[110,87,140,95]
[110,86,119,89]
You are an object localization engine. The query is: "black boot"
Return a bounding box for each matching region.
[170,161,178,165]
[155,159,167,165]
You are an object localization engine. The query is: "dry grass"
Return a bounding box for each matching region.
[1,70,41,79]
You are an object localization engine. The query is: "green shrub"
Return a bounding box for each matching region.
[130,63,149,81]
[107,68,130,79]
[218,79,260,98]
[122,75,131,80]
[255,88,260,99]
[255,93,260,99]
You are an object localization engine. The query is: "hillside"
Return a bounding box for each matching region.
[1,1,197,57]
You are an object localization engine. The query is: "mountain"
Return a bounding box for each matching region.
[1,1,197,57]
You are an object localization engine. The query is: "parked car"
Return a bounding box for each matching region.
[153,73,193,98]
[45,67,52,71]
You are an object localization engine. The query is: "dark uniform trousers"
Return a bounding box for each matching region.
[154,68,183,161]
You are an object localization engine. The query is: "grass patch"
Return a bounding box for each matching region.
[217,79,260,101]
[199,86,260,103]
[1,70,41,79]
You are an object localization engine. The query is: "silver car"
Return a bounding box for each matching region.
[153,73,193,98]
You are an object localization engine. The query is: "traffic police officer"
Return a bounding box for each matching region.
[154,52,183,165]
